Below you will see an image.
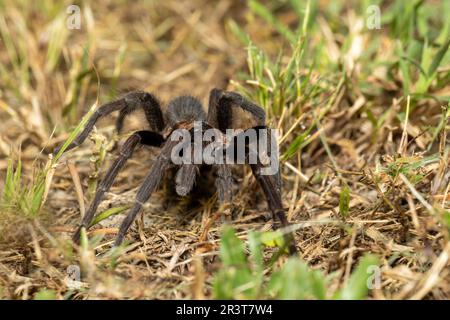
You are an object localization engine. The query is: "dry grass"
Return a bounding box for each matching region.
[0,0,449,299]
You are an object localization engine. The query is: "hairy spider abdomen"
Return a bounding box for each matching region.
[166,96,206,126]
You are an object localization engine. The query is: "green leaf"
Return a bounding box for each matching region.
[226,19,251,45]
[260,230,285,248]
[428,39,450,76]
[2,159,15,203]
[219,226,247,267]
[282,132,307,160]
[397,42,411,95]
[249,0,296,44]
[28,179,46,216]
[34,289,57,300]
[248,232,264,295]
[268,258,327,299]
[334,254,379,300]
[212,226,255,299]
[89,206,130,227]
[79,226,89,250]
[55,101,99,161]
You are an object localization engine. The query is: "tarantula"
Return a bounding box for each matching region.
[55,88,297,254]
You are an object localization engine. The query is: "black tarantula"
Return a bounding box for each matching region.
[56,88,297,254]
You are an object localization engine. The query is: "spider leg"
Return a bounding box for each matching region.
[72,130,165,243]
[215,163,233,222]
[206,88,222,129]
[115,91,164,134]
[250,162,297,255]
[230,126,296,255]
[55,91,164,154]
[207,88,266,132]
[175,164,198,196]
[114,139,178,246]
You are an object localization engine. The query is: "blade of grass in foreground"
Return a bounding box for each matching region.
[0,100,99,217]
[54,101,98,161]
[334,254,380,300]
[89,206,130,227]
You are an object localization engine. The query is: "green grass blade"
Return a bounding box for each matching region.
[428,39,450,77]
[89,206,130,227]
[334,254,379,300]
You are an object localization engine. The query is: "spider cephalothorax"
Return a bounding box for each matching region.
[56,88,297,255]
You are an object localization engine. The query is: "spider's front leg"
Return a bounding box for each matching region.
[250,162,297,255]
[207,88,266,132]
[114,139,179,246]
[208,89,297,254]
[54,91,164,154]
[215,164,233,222]
[72,130,165,243]
[249,128,297,255]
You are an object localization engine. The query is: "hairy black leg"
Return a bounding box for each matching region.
[175,164,198,196]
[255,125,282,196]
[229,125,282,197]
[136,130,166,146]
[215,164,233,222]
[114,139,178,246]
[206,88,223,130]
[116,91,165,134]
[215,164,233,203]
[54,91,164,154]
[72,130,165,243]
[207,88,266,132]
[250,163,297,255]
